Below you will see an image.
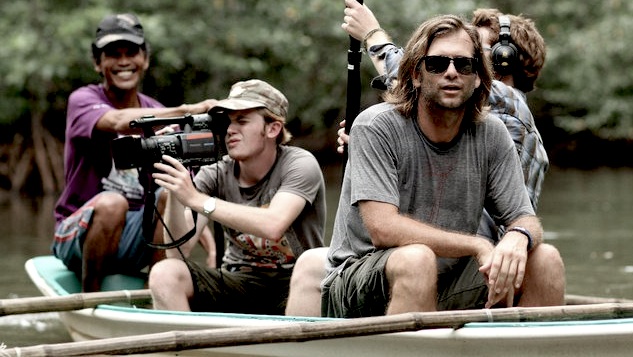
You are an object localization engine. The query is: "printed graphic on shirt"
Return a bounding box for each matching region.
[230,232,294,269]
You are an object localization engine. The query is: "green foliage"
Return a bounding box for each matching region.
[0,0,476,143]
[535,1,633,139]
[2,0,633,145]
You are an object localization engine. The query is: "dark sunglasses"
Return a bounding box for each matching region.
[421,56,477,75]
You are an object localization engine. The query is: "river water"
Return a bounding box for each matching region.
[1,166,633,348]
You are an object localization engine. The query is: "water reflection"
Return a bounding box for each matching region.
[0,195,56,298]
[538,167,633,298]
[0,194,69,346]
[0,166,632,347]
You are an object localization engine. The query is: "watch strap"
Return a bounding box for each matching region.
[507,226,534,250]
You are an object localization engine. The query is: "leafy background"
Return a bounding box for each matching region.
[1,0,632,194]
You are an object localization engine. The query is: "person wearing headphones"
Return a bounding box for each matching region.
[285,3,562,317]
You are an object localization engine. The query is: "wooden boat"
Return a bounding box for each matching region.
[24,255,633,356]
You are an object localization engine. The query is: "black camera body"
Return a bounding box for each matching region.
[112,113,227,170]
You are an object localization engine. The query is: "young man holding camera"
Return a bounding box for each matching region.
[52,13,215,292]
[148,79,326,314]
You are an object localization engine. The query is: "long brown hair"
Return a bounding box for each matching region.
[384,14,492,124]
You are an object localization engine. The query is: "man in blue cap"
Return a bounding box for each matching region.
[52,13,216,292]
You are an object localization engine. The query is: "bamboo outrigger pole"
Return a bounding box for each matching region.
[2,288,631,316]
[0,289,151,316]
[5,303,633,356]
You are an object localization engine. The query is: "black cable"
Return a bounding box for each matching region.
[152,202,186,260]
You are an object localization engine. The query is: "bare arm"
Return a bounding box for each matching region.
[342,0,392,76]
[161,191,217,263]
[359,199,543,309]
[197,225,217,268]
[358,200,493,259]
[161,190,209,259]
[200,192,307,241]
[153,155,307,243]
[95,99,218,134]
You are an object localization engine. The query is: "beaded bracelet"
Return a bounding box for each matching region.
[362,28,386,50]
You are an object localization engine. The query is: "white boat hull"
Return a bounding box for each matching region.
[25,256,633,356]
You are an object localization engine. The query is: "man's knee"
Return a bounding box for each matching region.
[92,192,129,220]
[292,247,328,282]
[386,244,436,279]
[522,243,565,306]
[528,243,565,272]
[149,259,194,310]
[149,258,190,289]
[286,248,329,317]
[526,243,566,290]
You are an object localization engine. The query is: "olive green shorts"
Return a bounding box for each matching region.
[185,260,292,315]
[322,249,488,318]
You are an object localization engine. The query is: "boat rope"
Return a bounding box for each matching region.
[484,308,494,322]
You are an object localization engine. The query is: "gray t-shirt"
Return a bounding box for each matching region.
[325,102,534,280]
[194,145,326,270]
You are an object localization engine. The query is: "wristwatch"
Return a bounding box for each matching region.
[507,226,534,251]
[202,197,216,216]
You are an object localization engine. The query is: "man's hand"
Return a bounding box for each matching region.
[154,124,180,135]
[336,119,350,154]
[478,232,528,308]
[182,99,219,115]
[152,155,199,207]
[342,0,381,41]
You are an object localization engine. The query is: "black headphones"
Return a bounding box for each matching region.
[491,15,518,76]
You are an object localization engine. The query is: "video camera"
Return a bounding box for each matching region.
[112,112,228,170]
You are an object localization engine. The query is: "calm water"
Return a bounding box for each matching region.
[1,166,633,348]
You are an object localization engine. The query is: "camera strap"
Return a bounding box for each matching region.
[142,188,199,250]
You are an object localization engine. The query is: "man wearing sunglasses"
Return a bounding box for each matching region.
[286,5,562,317]
[343,5,549,213]
[299,13,562,318]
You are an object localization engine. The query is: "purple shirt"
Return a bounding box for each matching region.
[54,84,163,223]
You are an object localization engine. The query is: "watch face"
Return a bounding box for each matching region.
[204,198,215,214]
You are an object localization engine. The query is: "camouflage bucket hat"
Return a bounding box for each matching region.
[211,79,288,120]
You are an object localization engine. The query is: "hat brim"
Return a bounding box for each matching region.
[95,34,145,49]
[210,98,266,113]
